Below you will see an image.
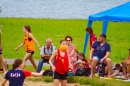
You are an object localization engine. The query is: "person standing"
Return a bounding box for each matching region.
[0,26,8,73]
[49,40,72,86]
[86,27,97,49]
[65,36,77,74]
[1,59,44,86]
[89,34,112,78]
[15,26,41,71]
[37,38,56,72]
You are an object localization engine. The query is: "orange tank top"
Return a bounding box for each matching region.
[24,34,34,51]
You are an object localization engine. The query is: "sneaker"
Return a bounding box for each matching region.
[105,77,113,80]
[122,79,130,82]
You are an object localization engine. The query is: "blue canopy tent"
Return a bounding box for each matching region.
[83,1,130,54]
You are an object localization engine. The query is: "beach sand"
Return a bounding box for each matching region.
[0,73,86,86]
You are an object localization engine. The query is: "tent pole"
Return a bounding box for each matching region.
[102,21,108,34]
[83,20,93,54]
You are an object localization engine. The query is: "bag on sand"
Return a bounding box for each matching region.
[43,69,53,76]
[75,68,90,76]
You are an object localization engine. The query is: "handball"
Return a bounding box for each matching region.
[60,45,68,52]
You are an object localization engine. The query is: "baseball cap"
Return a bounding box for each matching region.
[100,34,106,39]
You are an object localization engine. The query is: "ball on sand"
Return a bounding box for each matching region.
[60,45,68,52]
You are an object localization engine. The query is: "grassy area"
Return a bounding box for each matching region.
[0,18,130,62]
[26,75,130,86]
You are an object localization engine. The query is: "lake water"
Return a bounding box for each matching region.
[0,0,129,19]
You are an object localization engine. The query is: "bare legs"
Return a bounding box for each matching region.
[0,54,8,73]
[29,55,37,71]
[21,53,30,69]
[21,53,37,71]
[53,79,60,86]
[110,70,119,77]
[89,57,112,78]
[61,80,67,86]
[104,58,112,78]
[53,79,67,86]
[122,64,130,79]
[89,57,98,77]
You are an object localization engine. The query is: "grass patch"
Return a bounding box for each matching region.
[0,18,130,62]
[25,75,130,86]
[43,76,53,82]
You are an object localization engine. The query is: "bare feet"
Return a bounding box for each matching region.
[89,74,93,78]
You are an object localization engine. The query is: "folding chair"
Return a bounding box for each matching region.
[97,62,105,77]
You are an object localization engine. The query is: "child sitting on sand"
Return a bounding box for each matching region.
[75,52,90,76]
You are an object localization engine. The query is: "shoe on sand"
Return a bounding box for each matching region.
[105,77,113,80]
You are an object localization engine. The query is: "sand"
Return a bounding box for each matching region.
[0,73,86,86]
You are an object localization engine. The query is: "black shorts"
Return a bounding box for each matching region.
[27,50,34,55]
[53,71,68,80]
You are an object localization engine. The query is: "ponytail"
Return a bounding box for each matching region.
[24,25,32,33]
[12,59,22,69]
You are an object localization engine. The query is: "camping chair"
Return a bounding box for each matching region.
[97,62,105,77]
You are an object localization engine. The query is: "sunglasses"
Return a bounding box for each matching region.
[66,40,71,41]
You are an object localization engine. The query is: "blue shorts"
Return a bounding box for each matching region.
[92,56,102,63]
[92,56,106,67]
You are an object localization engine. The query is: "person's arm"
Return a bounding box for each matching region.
[41,54,51,59]
[101,52,110,62]
[121,57,128,65]
[91,34,97,45]
[103,52,110,60]
[69,45,76,57]
[52,45,56,52]
[126,59,130,65]
[28,33,41,50]
[79,61,87,65]
[23,70,44,77]
[100,44,111,63]
[78,63,86,68]
[31,70,44,77]
[15,39,24,51]
[69,49,75,57]
[1,79,7,86]
[92,41,95,46]
[67,51,73,69]
[49,50,57,72]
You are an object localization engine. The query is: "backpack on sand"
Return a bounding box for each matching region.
[43,69,53,76]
